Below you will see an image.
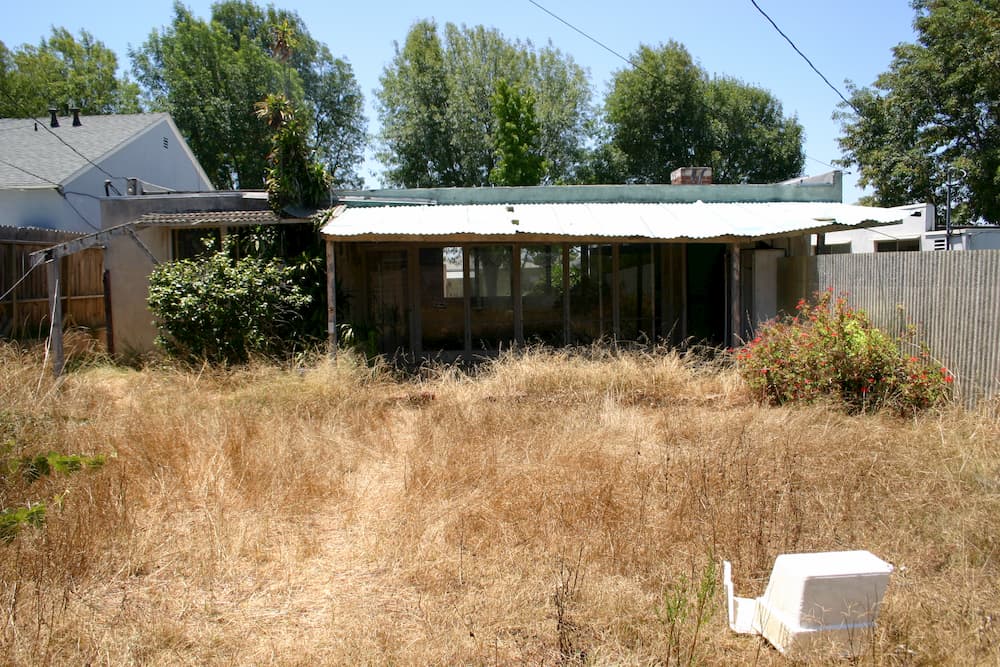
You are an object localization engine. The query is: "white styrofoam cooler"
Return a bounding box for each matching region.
[724,550,893,658]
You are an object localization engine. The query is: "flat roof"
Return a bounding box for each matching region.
[320,201,907,243]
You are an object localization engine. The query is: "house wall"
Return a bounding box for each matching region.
[812,204,935,253]
[100,193,269,354]
[339,171,844,206]
[2,117,214,236]
[0,189,96,234]
[779,250,1000,406]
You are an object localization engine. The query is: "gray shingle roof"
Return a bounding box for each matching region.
[0,113,168,189]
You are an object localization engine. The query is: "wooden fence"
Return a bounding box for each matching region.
[0,227,106,341]
[779,250,1000,407]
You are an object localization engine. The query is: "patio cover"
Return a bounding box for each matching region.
[320,201,909,242]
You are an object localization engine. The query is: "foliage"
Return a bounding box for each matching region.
[131,0,365,189]
[0,28,140,117]
[0,445,106,542]
[256,93,331,213]
[147,237,312,364]
[489,79,546,186]
[601,41,804,184]
[735,290,953,412]
[836,0,1000,223]
[375,20,592,187]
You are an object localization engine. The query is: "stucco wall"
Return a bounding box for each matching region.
[101,193,269,354]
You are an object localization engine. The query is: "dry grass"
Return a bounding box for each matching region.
[1,342,999,665]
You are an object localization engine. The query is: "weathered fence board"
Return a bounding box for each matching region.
[1,228,106,340]
[779,250,1000,406]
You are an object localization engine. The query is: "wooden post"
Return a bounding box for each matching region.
[46,258,64,376]
[612,244,621,341]
[408,246,421,355]
[8,244,17,338]
[562,243,571,345]
[103,269,114,356]
[512,243,523,345]
[326,239,337,356]
[462,247,472,361]
[729,243,741,348]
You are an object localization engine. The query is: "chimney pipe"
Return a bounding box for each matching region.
[49,108,59,128]
[71,107,82,127]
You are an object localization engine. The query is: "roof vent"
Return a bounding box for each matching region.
[70,107,82,127]
[48,108,59,128]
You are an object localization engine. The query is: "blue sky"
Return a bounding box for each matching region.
[2,0,919,201]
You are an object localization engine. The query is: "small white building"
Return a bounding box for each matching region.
[0,111,213,233]
[815,203,1000,252]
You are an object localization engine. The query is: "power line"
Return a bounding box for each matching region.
[0,260,41,303]
[525,0,659,80]
[0,158,100,231]
[0,157,62,187]
[0,89,118,180]
[748,0,857,111]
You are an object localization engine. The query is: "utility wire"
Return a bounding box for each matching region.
[526,0,659,80]
[0,260,41,302]
[0,89,119,180]
[748,0,857,111]
[0,157,101,230]
[0,157,62,187]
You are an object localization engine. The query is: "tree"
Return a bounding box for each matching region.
[256,93,331,213]
[490,79,545,186]
[837,0,1000,223]
[376,20,592,187]
[0,29,139,117]
[604,42,709,184]
[706,77,804,184]
[601,42,804,184]
[131,1,365,190]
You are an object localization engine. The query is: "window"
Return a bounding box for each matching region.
[171,228,221,260]
[814,242,851,255]
[875,238,919,252]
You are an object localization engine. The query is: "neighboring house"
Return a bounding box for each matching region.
[0,111,214,234]
[320,169,907,358]
[815,203,1000,253]
[0,111,215,344]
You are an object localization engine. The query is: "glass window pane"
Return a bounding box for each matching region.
[469,246,514,350]
[521,245,563,345]
[420,247,464,349]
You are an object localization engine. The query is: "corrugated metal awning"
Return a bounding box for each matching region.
[319,201,908,242]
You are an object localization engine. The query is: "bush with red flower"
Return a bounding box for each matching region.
[735,290,953,413]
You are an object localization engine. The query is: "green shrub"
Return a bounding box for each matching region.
[735,290,953,412]
[147,241,311,364]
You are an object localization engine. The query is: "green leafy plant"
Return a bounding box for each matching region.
[735,290,953,412]
[147,238,312,364]
[655,559,717,666]
[0,503,46,543]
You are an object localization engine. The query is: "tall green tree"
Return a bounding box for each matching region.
[706,77,804,184]
[490,79,545,186]
[837,0,1000,223]
[601,41,803,184]
[0,29,139,117]
[131,1,365,190]
[376,20,592,187]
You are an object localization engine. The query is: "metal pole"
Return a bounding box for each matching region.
[946,172,952,251]
[46,259,64,376]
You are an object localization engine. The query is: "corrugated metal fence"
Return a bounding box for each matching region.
[1,227,106,341]
[779,250,1000,407]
